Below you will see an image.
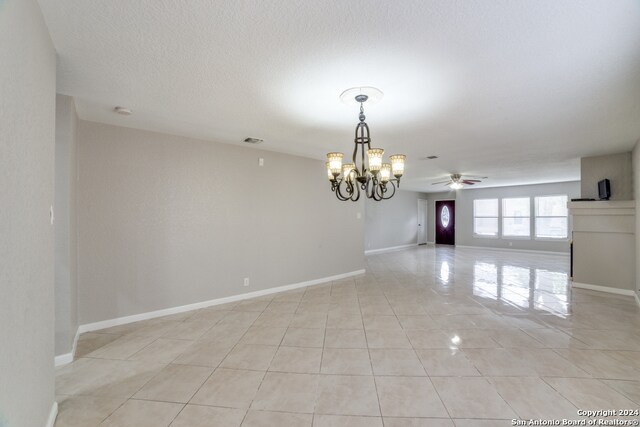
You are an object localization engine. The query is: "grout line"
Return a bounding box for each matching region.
[357,281,384,419]
[58,248,640,425]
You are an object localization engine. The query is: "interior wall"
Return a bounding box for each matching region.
[581,152,633,200]
[633,140,640,297]
[0,1,56,426]
[364,190,428,251]
[77,121,364,325]
[423,182,580,252]
[55,94,78,357]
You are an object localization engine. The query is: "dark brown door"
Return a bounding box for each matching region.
[435,200,455,245]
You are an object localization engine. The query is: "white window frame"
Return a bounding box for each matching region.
[501,197,531,239]
[534,194,569,241]
[473,198,499,238]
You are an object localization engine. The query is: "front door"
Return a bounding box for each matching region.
[435,200,455,245]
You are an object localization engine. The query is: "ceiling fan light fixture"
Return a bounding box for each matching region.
[450,182,463,190]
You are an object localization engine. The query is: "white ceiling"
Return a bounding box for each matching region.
[39,0,640,192]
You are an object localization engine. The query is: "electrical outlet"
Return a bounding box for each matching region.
[244,278,250,287]
[356,212,362,219]
[508,242,513,247]
[258,158,264,166]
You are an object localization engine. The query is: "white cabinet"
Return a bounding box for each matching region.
[568,201,635,295]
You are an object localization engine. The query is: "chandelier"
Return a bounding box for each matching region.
[326,87,406,202]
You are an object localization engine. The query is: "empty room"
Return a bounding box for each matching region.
[3,0,640,426]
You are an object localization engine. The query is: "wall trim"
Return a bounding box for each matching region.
[455,245,569,256]
[635,292,640,308]
[365,244,417,255]
[572,281,635,296]
[54,353,73,367]
[427,241,435,245]
[77,269,365,334]
[55,328,80,367]
[45,402,58,427]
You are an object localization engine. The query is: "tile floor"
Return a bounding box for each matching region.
[55,246,640,426]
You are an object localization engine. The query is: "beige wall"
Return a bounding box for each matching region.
[422,182,580,252]
[454,181,580,253]
[55,95,79,356]
[77,121,364,325]
[581,152,633,200]
[0,0,56,426]
[633,141,640,297]
[364,190,428,251]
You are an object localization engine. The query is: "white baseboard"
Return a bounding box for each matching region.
[572,281,636,296]
[426,241,435,245]
[77,269,365,334]
[55,326,81,367]
[455,245,569,256]
[54,352,73,367]
[635,292,640,308]
[365,244,417,255]
[45,401,58,427]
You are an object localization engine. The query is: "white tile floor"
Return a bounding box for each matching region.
[55,246,640,426]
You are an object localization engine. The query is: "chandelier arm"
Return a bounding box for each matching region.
[381,180,397,200]
[364,179,374,199]
[352,135,358,165]
[336,190,349,201]
[366,179,382,201]
[352,182,361,201]
[373,183,383,201]
[334,180,350,201]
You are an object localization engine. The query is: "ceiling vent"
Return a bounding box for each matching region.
[114,106,132,115]
[243,137,263,144]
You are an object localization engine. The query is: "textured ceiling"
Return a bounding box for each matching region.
[39,0,640,191]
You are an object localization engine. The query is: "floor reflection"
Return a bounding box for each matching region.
[469,256,571,316]
[426,245,572,316]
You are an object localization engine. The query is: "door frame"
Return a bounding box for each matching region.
[434,198,456,246]
[417,199,428,245]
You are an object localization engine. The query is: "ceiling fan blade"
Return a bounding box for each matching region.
[462,180,477,185]
[463,179,481,183]
[431,180,452,185]
[463,176,488,179]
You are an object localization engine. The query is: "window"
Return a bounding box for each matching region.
[535,195,568,239]
[502,197,530,237]
[473,199,498,237]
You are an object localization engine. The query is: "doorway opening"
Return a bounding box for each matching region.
[417,199,428,245]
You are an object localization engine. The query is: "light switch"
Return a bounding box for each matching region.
[356,212,362,219]
[258,158,264,166]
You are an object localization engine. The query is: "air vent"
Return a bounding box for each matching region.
[114,106,132,115]
[243,137,263,144]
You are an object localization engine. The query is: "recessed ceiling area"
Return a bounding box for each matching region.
[38,0,640,191]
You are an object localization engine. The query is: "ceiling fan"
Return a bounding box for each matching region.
[432,173,487,189]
